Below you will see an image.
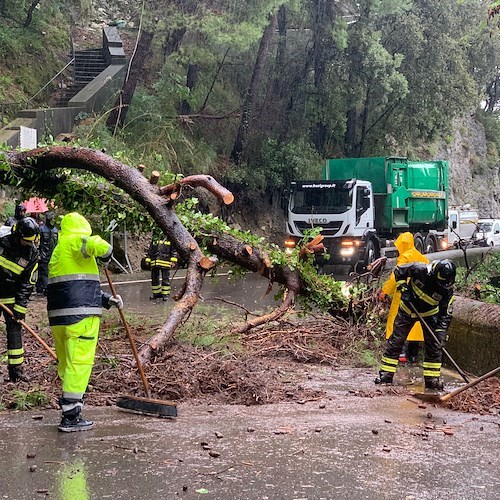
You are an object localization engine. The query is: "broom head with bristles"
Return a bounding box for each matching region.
[116,395,178,418]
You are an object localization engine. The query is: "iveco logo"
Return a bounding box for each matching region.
[307,218,328,224]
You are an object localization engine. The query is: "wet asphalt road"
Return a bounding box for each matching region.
[0,367,499,500]
[1,269,499,499]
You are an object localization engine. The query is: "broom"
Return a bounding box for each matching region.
[104,269,177,418]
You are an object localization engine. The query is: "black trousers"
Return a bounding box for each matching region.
[36,259,49,293]
[1,305,23,366]
[151,267,171,297]
[384,311,445,364]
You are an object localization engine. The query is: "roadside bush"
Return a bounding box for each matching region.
[455,252,500,304]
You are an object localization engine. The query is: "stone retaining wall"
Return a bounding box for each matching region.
[448,296,500,375]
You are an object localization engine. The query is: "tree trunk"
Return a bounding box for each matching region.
[272,4,287,96]
[106,30,154,133]
[24,0,41,28]
[3,146,344,363]
[309,0,335,155]
[230,13,277,165]
[179,63,198,115]
[163,27,186,62]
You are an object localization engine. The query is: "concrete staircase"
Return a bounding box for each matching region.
[54,48,108,107]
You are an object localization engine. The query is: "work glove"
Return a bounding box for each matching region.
[109,295,123,309]
[396,282,409,294]
[97,254,112,268]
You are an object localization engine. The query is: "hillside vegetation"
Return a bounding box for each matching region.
[1,1,500,234]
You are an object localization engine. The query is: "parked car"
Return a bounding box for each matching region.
[473,219,500,247]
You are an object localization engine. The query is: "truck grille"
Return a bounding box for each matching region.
[294,221,342,236]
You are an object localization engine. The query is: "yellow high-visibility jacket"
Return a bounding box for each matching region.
[382,232,429,340]
[47,213,113,326]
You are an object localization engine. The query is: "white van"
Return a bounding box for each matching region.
[473,219,500,247]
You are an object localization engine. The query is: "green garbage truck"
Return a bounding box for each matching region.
[285,157,478,270]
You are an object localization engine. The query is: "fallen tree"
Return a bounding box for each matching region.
[2,146,348,363]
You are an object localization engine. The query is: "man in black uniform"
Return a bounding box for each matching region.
[5,203,26,227]
[375,259,456,390]
[0,218,40,382]
[36,211,58,295]
[145,231,178,301]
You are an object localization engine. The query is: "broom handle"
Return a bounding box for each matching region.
[407,301,470,383]
[105,268,151,398]
[0,302,57,361]
[440,365,500,402]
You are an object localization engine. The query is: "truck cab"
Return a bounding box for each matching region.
[286,179,376,267]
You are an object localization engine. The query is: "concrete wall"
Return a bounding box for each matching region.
[448,297,500,375]
[69,64,126,114]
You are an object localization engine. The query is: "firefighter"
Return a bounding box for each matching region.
[36,211,58,295]
[380,232,429,363]
[5,203,27,227]
[0,217,40,382]
[47,213,123,432]
[145,230,178,301]
[375,259,456,390]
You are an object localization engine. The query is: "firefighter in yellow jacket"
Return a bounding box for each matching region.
[380,232,429,362]
[47,213,123,432]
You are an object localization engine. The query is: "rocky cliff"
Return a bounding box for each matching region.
[441,115,500,218]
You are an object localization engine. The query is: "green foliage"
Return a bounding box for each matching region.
[456,253,500,304]
[476,109,500,153]
[11,388,49,410]
[226,138,322,192]
[0,3,71,102]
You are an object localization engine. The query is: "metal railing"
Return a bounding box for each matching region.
[1,36,76,128]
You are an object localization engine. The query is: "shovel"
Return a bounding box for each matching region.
[407,301,470,383]
[413,365,500,404]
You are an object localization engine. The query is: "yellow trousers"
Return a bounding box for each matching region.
[385,291,424,341]
[52,316,100,398]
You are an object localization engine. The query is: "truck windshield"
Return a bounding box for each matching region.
[290,184,352,214]
[478,222,493,232]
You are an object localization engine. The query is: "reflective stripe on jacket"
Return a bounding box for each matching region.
[394,262,454,332]
[47,213,112,326]
[146,237,178,269]
[0,234,39,314]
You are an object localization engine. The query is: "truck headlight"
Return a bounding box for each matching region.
[284,239,296,255]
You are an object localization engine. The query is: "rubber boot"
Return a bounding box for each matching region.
[374,371,394,385]
[8,365,30,383]
[150,295,161,300]
[424,377,444,390]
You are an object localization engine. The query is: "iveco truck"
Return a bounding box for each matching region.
[285,157,478,270]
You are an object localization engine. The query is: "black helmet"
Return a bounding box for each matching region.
[15,203,26,218]
[14,217,40,246]
[430,259,456,288]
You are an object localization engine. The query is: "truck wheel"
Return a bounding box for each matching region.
[353,239,379,274]
[424,234,437,254]
[414,233,425,254]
